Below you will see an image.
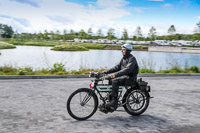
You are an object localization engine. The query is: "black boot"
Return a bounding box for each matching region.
[105,98,118,111]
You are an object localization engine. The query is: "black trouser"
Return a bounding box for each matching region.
[110,76,136,98]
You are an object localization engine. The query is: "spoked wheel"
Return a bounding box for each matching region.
[67,88,98,120]
[123,89,149,116]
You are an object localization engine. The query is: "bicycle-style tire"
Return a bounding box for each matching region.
[123,89,149,116]
[67,88,98,120]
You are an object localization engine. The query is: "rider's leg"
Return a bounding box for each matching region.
[106,76,136,109]
[110,79,119,98]
[105,78,122,109]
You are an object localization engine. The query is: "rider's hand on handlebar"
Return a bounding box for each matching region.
[110,74,115,79]
[103,71,108,74]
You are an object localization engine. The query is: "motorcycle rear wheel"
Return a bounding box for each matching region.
[123,89,149,116]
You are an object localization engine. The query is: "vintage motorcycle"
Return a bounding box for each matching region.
[67,72,152,120]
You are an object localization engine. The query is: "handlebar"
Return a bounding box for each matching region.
[89,72,111,80]
[101,75,111,80]
[89,72,104,79]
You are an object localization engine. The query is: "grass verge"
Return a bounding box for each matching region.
[0,64,199,75]
[0,41,16,49]
[51,43,89,51]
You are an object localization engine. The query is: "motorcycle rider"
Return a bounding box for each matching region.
[104,43,139,110]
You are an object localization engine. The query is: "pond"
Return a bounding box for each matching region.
[0,46,200,71]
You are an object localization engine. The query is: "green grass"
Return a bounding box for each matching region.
[0,64,105,75]
[0,64,199,75]
[78,43,107,50]
[133,46,148,51]
[51,42,148,51]
[10,40,59,47]
[5,38,149,51]
[0,41,16,49]
[23,41,59,46]
[104,45,121,50]
[157,66,200,74]
[51,42,107,51]
[51,43,89,51]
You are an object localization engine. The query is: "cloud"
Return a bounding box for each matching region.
[0,0,196,35]
[97,0,129,8]
[48,16,73,25]
[163,3,172,7]
[197,16,200,19]
[0,14,30,32]
[0,0,131,33]
[8,0,41,7]
[0,14,30,27]
[0,14,10,19]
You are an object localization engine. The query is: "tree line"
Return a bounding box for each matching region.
[1,22,200,41]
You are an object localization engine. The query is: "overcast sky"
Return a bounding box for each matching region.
[0,0,200,37]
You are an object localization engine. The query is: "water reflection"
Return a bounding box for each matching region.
[0,46,200,71]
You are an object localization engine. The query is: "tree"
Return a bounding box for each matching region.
[192,33,200,41]
[87,28,93,39]
[148,26,157,40]
[87,28,93,35]
[168,25,176,35]
[122,28,129,40]
[43,30,49,39]
[49,31,55,40]
[194,21,200,33]
[79,29,87,39]
[11,30,18,38]
[63,29,67,34]
[97,29,103,38]
[135,26,142,37]
[37,32,44,40]
[68,29,76,40]
[132,36,137,41]
[107,28,115,40]
[0,23,14,38]
[63,29,68,40]
[70,29,74,34]
[174,34,182,40]
[55,30,61,40]
[134,26,143,41]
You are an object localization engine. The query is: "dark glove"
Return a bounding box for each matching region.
[103,71,108,74]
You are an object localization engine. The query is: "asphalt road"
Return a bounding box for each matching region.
[0,76,200,133]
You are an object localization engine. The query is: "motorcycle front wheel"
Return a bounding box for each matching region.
[67,88,98,120]
[123,89,149,116]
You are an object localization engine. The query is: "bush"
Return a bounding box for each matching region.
[170,66,184,73]
[0,64,199,76]
[50,63,66,73]
[17,67,33,75]
[38,68,50,75]
[139,69,155,74]
[0,66,17,74]
[189,66,199,73]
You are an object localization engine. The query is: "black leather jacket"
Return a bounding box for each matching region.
[106,54,139,81]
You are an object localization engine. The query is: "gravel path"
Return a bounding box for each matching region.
[0,76,200,133]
